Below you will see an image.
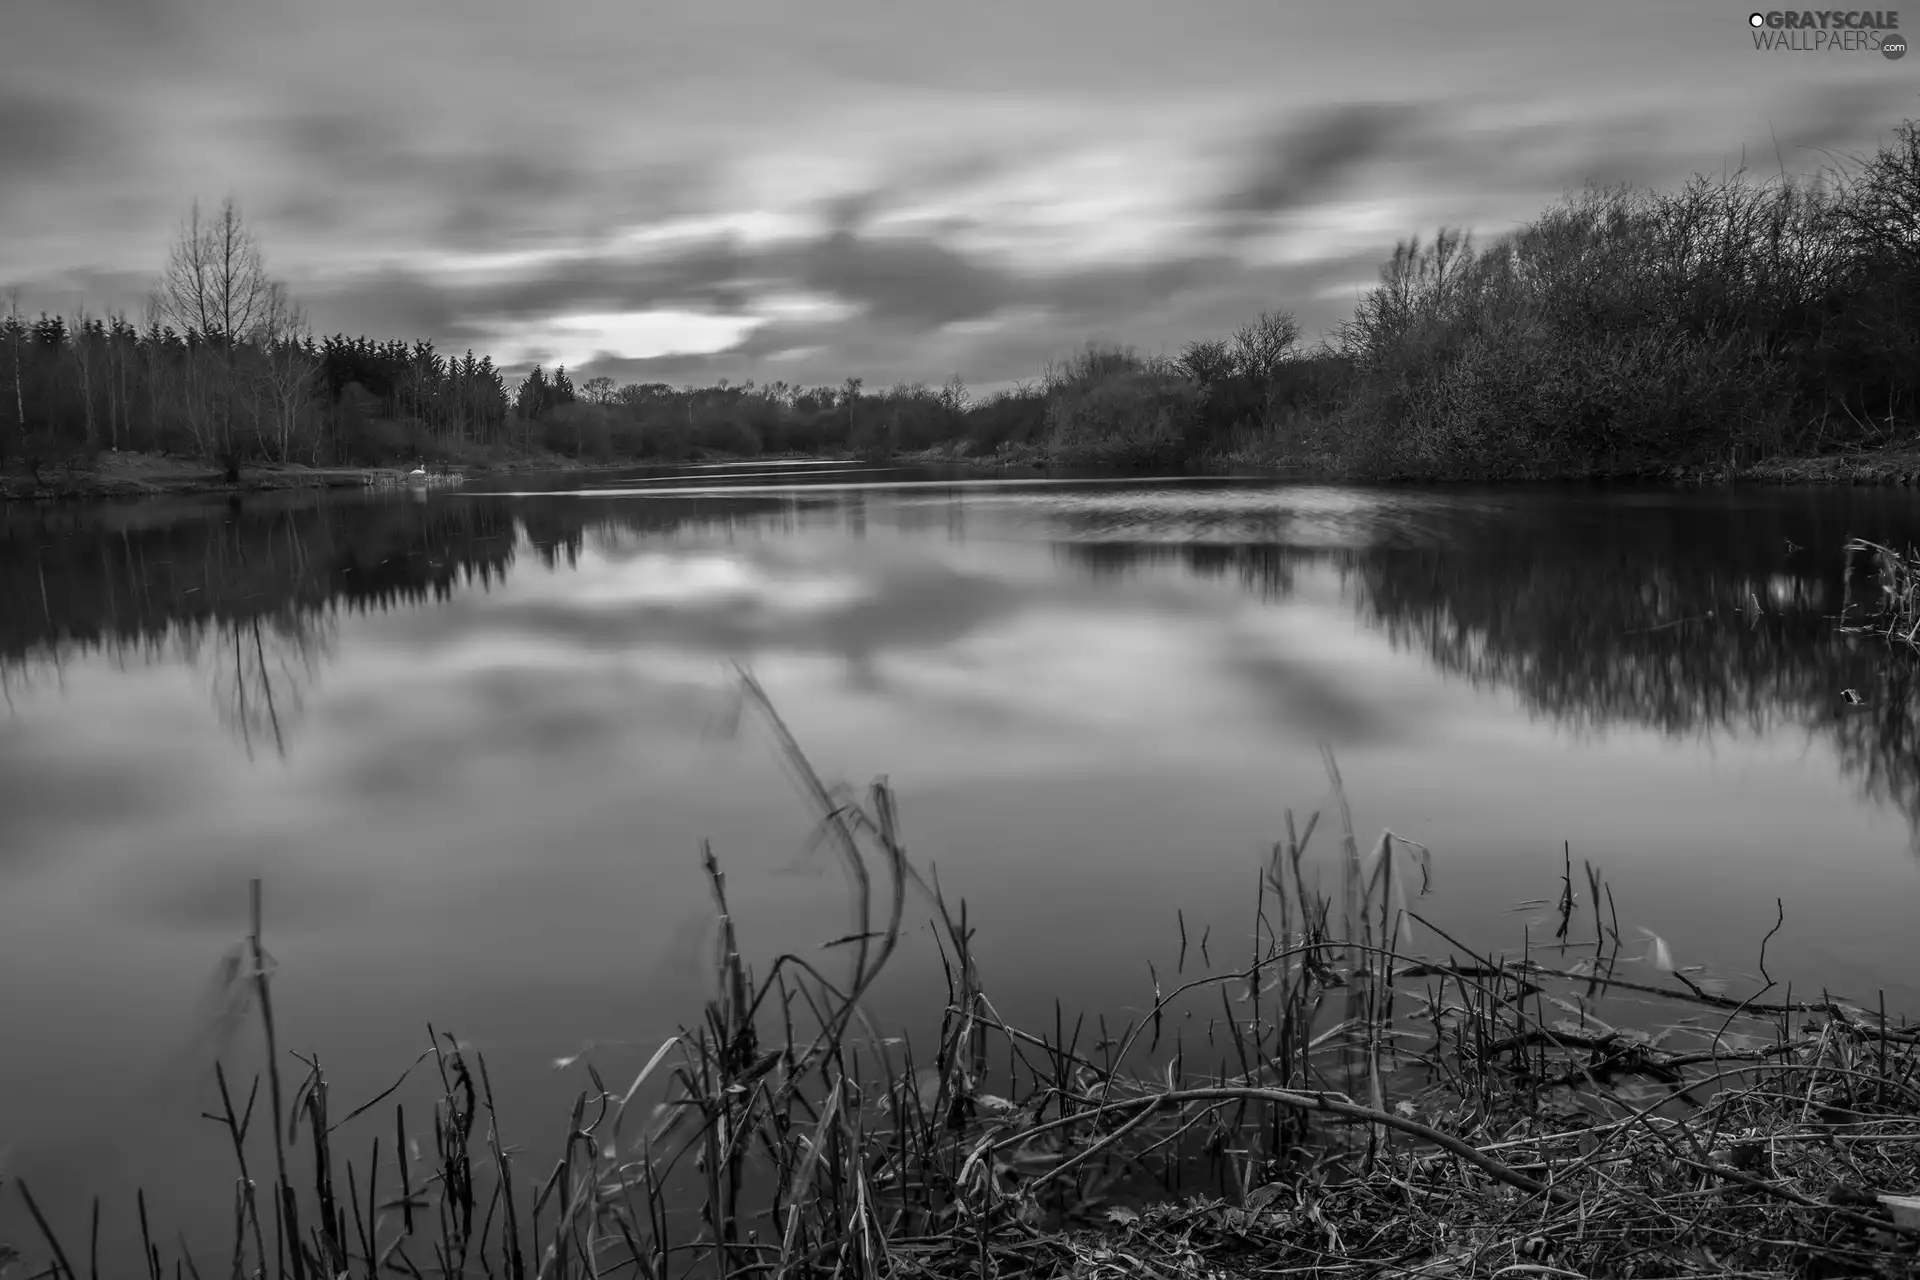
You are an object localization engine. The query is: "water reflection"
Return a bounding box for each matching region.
[1040,493,1920,831]
[4,478,1920,832]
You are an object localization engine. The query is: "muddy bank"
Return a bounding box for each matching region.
[1729,446,1920,486]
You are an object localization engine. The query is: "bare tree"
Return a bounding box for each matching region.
[1176,338,1237,386]
[1232,310,1303,429]
[152,197,280,478]
[938,372,970,414]
[1231,309,1302,383]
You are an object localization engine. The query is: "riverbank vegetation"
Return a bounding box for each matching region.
[3,677,1917,1278]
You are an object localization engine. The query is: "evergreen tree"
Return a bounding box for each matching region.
[516,365,551,419]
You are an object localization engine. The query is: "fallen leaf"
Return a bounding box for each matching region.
[1246,1183,1286,1211]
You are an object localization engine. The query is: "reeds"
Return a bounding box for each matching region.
[1842,538,1920,648]
[9,673,1920,1278]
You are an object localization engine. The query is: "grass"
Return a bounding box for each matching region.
[5,671,1920,1279]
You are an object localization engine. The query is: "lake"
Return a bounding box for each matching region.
[4,460,1920,1261]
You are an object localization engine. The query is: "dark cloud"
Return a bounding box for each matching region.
[818,150,1021,233]
[796,231,1018,325]
[302,265,465,340]
[0,88,115,191]
[264,191,350,236]
[299,246,740,343]
[1774,78,1919,165]
[272,110,390,173]
[1219,103,1425,219]
[251,107,715,254]
[1408,81,1917,217]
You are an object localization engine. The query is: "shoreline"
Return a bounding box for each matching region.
[899,440,1920,487]
[10,442,1920,502]
[0,450,791,502]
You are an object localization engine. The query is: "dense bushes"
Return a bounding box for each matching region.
[1314,135,1920,477]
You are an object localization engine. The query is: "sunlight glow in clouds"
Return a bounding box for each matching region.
[754,292,863,323]
[935,145,1222,267]
[505,310,763,368]
[614,211,815,251]
[499,292,862,369]
[1256,200,1415,268]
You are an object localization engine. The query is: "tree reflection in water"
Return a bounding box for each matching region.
[4,482,1920,834]
[183,611,334,759]
[1051,488,1920,838]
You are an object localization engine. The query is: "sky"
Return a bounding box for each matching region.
[4,0,1918,390]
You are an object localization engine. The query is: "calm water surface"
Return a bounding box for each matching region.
[4,461,1920,1255]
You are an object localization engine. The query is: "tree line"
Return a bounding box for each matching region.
[7,114,1920,481]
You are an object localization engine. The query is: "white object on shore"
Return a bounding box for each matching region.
[407,461,428,483]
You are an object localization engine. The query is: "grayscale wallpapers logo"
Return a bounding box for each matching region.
[1748,10,1906,57]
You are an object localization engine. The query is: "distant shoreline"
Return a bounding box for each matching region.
[896,439,1920,488]
[0,449,834,502]
[11,442,1920,502]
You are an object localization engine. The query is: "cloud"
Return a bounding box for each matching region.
[0,88,117,195]
[2,266,155,316]
[290,209,1391,387]
[256,112,629,241]
[1217,103,1425,220]
[1773,78,1920,165]
[5,0,191,62]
